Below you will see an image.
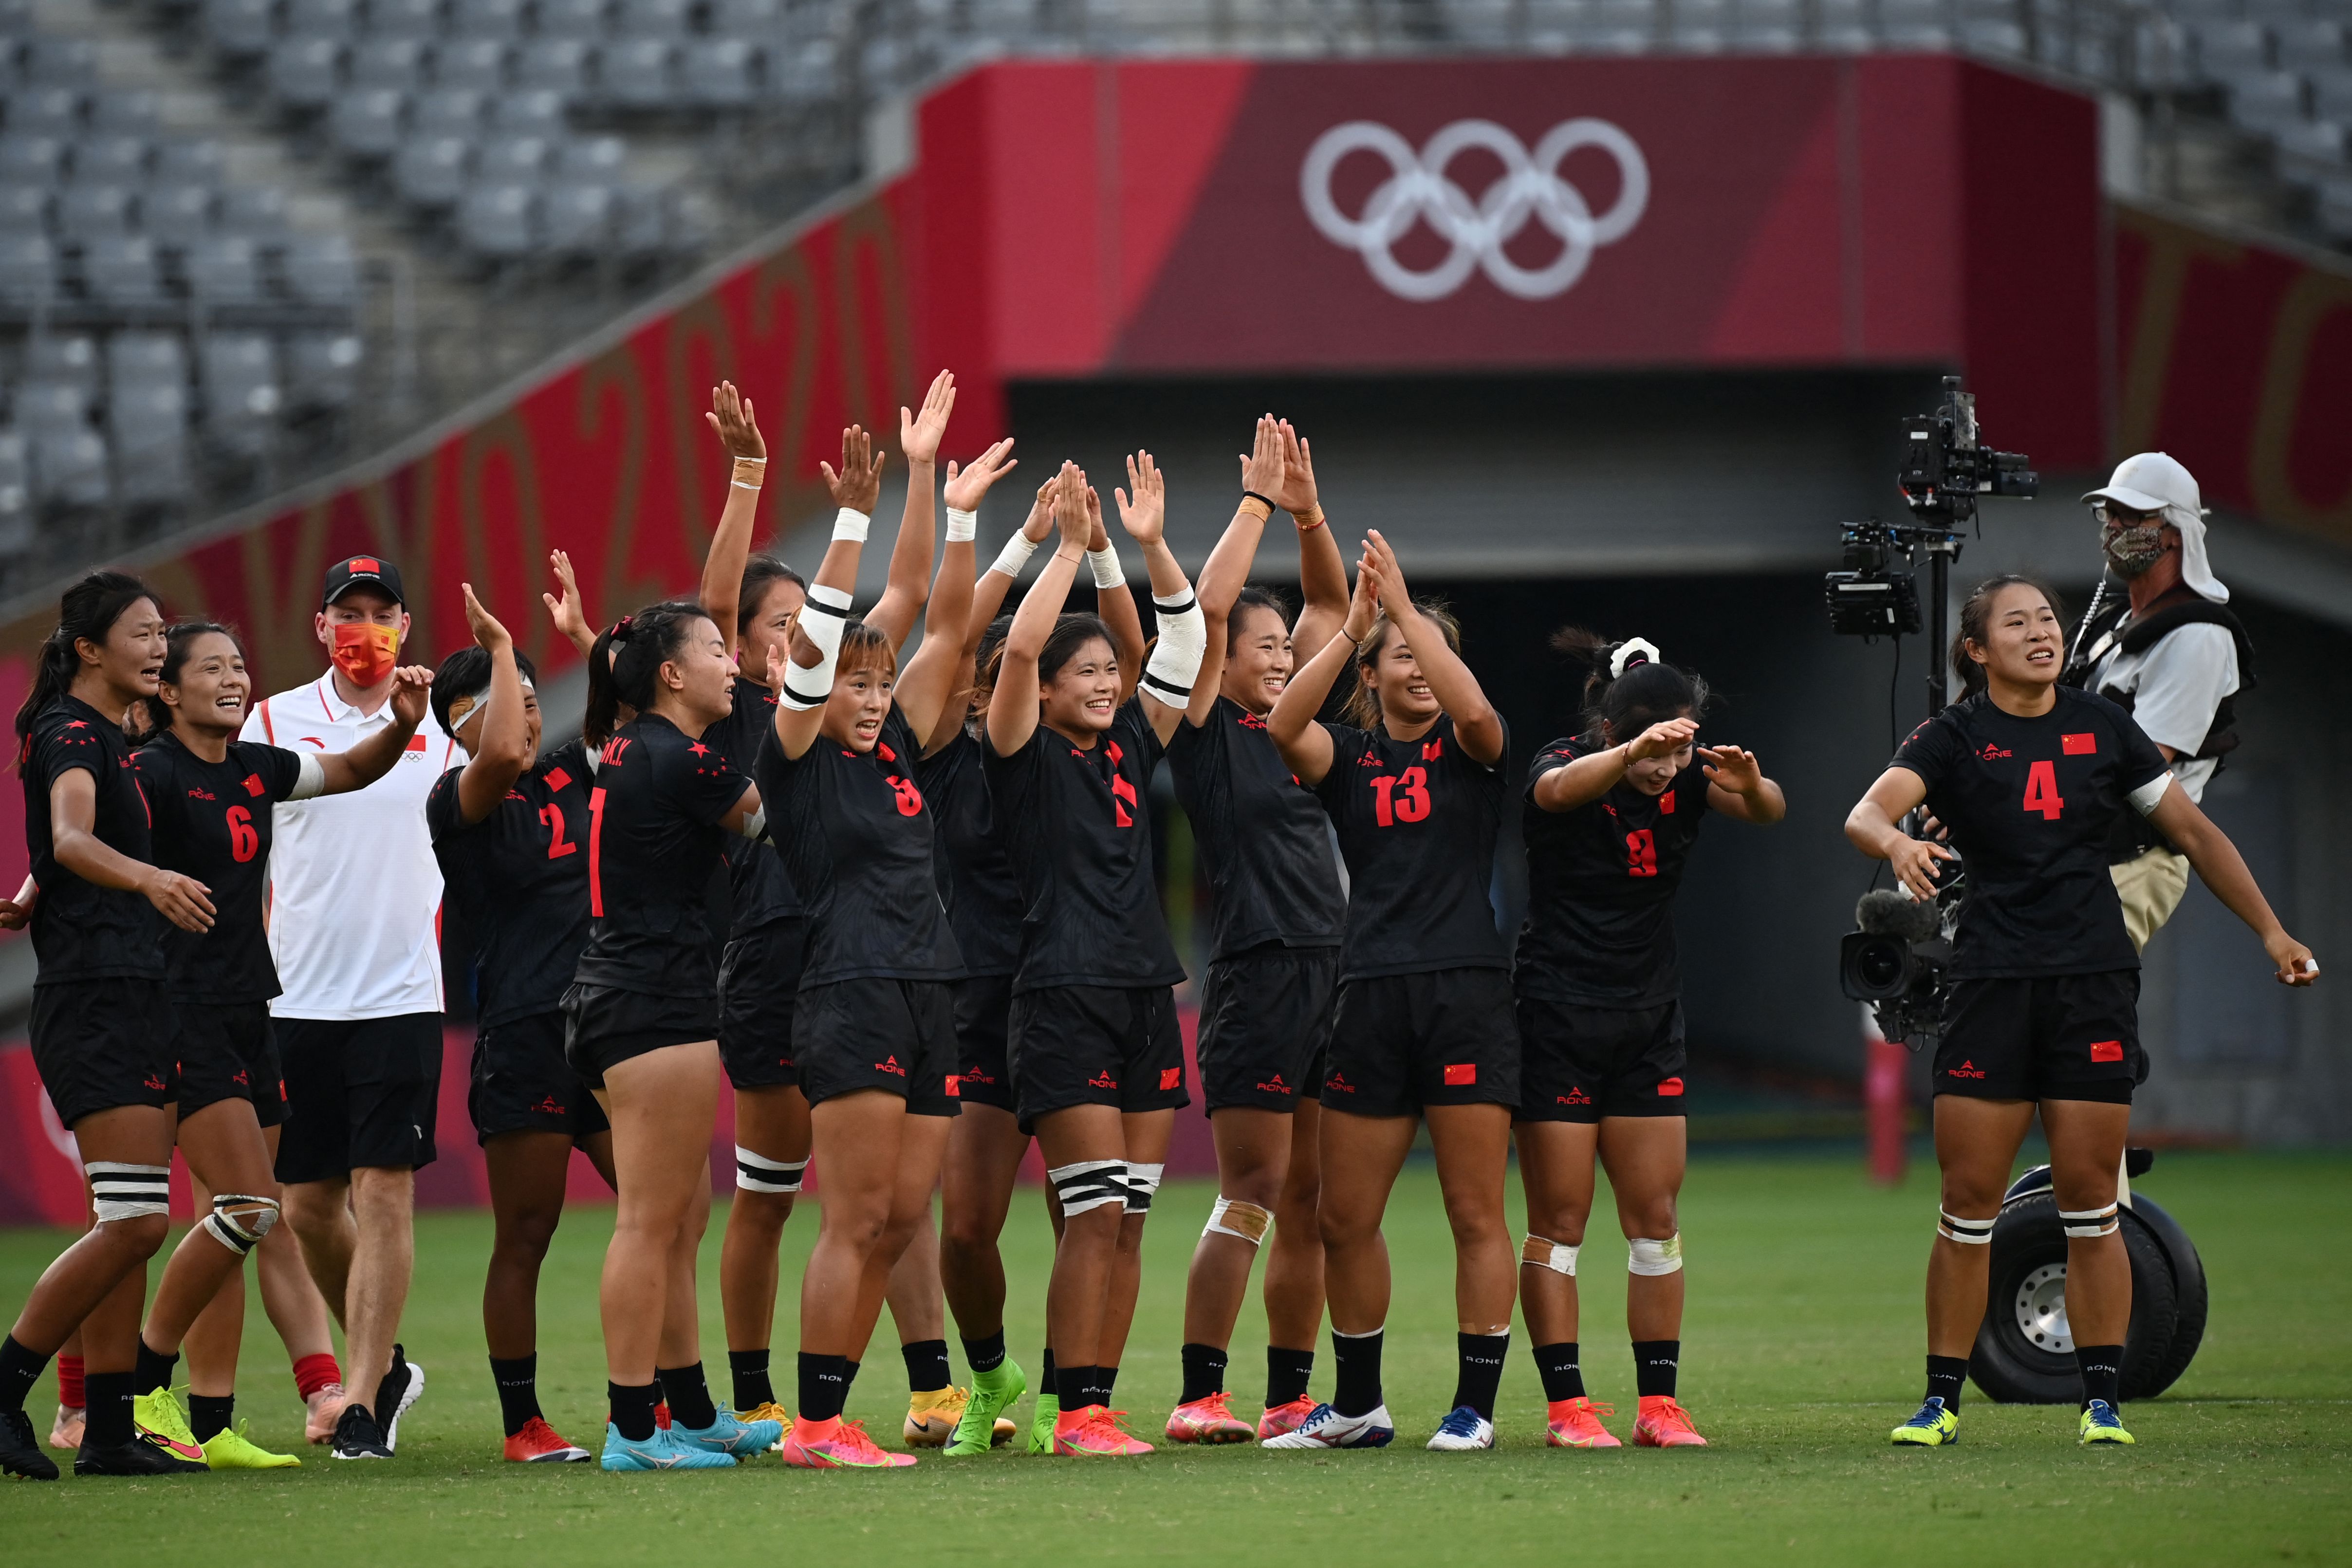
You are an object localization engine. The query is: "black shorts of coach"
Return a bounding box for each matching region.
[274,1012,444,1183]
[718,916,805,1092]
[1006,983,1189,1135]
[562,981,718,1090]
[1321,967,1518,1119]
[29,978,176,1130]
[1933,970,2145,1105]
[471,1010,611,1143]
[950,972,1015,1111]
[175,999,287,1129]
[1514,995,1688,1125]
[795,978,961,1117]
[1197,943,1338,1115]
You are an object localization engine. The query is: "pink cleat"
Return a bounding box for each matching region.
[779,1415,919,1469]
[1165,1392,1255,1444]
[1545,1397,1623,1449]
[1053,1406,1154,1456]
[1632,1397,1708,1448]
[1256,1395,1317,1441]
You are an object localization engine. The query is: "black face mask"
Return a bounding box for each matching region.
[2103,522,2167,578]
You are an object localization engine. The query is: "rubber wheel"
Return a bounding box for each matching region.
[1969,1190,2181,1404]
[2126,1193,2208,1399]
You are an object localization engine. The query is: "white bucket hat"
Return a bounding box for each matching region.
[2080,451,2228,604]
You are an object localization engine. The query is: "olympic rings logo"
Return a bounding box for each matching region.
[1299,118,1650,302]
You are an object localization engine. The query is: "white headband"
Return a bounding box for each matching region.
[452,673,535,725]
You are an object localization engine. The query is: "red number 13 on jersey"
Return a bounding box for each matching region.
[1370,765,1431,827]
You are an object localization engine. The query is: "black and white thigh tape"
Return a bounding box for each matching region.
[1938,1209,1996,1245]
[87,1162,170,1223]
[736,1146,808,1195]
[1048,1159,1129,1217]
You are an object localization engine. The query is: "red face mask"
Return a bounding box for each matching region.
[330,621,399,687]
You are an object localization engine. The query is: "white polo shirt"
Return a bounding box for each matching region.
[241,670,460,1020]
[2090,621,2238,807]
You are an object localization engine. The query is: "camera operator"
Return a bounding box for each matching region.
[2065,453,2255,952]
[1845,575,2315,1452]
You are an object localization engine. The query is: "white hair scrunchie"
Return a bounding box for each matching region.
[1611,637,1661,679]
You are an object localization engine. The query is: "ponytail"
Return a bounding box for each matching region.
[144,620,244,737]
[14,570,160,765]
[1550,626,1709,744]
[583,598,707,748]
[1950,574,2064,699]
[1341,599,1461,731]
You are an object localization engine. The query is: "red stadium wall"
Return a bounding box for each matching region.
[2,52,2348,1220]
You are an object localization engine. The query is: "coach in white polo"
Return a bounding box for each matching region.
[242,553,458,1456]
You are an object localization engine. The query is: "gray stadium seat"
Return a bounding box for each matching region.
[330,86,409,156]
[412,86,487,132]
[515,37,592,93]
[614,0,691,35]
[0,431,31,556]
[221,184,290,234]
[393,132,471,204]
[536,0,609,37]
[142,184,220,246]
[14,382,91,437]
[284,232,361,307]
[105,331,188,388]
[457,182,538,258]
[478,133,553,180]
[110,382,191,506]
[1733,0,1803,48]
[1670,0,1732,50]
[2275,118,2346,160]
[32,427,109,509]
[83,234,167,308]
[2275,22,2347,66]
[2315,67,2352,121]
[22,37,96,84]
[557,132,625,179]
[0,233,55,307]
[270,37,349,111]
[7,87,82,135]
[600,38,676,107]
[492,86,568,132]
[27,334,100,391]
[351,37,431,88]
[285,331,363,412]
[436,36,509,88]
[0,180,47,231]
[452,0,525,35]
[540,180,611,252]
[766,36,834,97]
[57,184,133,240]
[205,0,278,58]
[186,234,270,306]
[683,37,760,105]
[156,139,227,185]
[712,0,786,35]
[2196,20,2273,78]
[613,180,666,256]
[2229,70,2308,131]
[201,332,281,458]
[286,0,362,32]
[88,92,161,135]
[369,0,445,38]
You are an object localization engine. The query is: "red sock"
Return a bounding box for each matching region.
[56,1354,84,1409]
[293,1353,342,1401]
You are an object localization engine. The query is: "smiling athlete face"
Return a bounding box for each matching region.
[1040,636,1119,740]
[164,631,251,738]
[1221,604,1295,716]
[1361,622,1440,730]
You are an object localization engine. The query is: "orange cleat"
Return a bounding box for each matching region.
[1052,1406,1154,1456]
[504,1416,592,1463]
[779,1414,918,1469]
[1631,1396,1707,1448]
[1164,1392,1254,1445]
[1545,1397,1622,1449]
[1256,1395,1317,1441]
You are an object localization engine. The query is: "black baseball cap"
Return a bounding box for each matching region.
[321,554,406,609]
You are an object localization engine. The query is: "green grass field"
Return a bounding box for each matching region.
[2,1150,2348,1566]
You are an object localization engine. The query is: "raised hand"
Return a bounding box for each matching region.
[765,638,788,693]
[704,379,765,461]
[1240,415,1282,500]
[1272,419,1320,516]
[1053,461,1091,548]
[462,582,511,652]
[387,664,434,730]
[1083,477,1111,552]
[1021,476,1057,544]
[1341,551,1381,643]
[1628,717,1700,761]
[1115,450,1166,546]
[543,549,589,643]
[900,369,957,466]
[1698,742,1763,793]
[944,436,1017,513]
[1361,529,1410,609]
[822,424,885,514]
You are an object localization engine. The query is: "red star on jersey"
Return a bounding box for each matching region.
[688,742,710,757]
[63,720,88,729]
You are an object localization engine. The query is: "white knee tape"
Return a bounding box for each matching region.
[1520,1234,1579,1276]
[1938,1209,1996,1245]
[87,1162,170,1223]
[735,1146,808,1195]
[1048,1159,1129,1217]
[1627,1234,1683,1277]
[203,1193,278,1255]
[1205,1196,1272,1245]
[1123,1162,1165,1215]
[2060,1203,2120,1239]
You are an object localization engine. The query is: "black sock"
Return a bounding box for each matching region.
[133,1339,178,1396]
[1179,1343,1227,1404]
[798,1353,850,1422]
[86,1370,134,1447]
[1633,1340,1680,1400]
[1452,1332,1509,1420]
[1266,1345,1314,1408]
[901,1339,950,1395]
[609,1380,659,1442]
[1925,1354,1967,1412]
[1040,1349,1056,1400]
[189,1393,235,1443]
[963,1329,1007,1376]
[1332,1329,1384,1419]
[726,1348,774,1411]
[490,1354,541,1438]
[0,1335,46,1415]
[656,1363,717,1429]
[1056,1363,1094,1411]
[845,1359,861,1397]
[1096,1366,1118,1406]
[1534,1342,1587,1403]
[2076,1345,2124,1410]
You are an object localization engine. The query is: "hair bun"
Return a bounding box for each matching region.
[611,616,634,642]
[1610,637,1660,679]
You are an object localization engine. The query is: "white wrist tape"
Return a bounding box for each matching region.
[1123,1162,1165,1214]
[832,507,870,543]
[1520,1234,1579,1276]
[1937,1209,1995,1245]
[88,1161,170,1224]
[990,532,1040,578]
[735,1146,807,1195]
[1087,545,1124,590]
[1047,1159,1129,1217]
[1141,588,1205,707]
[733,804,766,842]
[945,506,978,543]
[1204,1196,1272,1245]
[289,751,327,801]
[1627,1233,1684,1276]
[780,583,852,711]
[732,480,762,493]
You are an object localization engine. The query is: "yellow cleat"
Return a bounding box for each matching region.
[907,1387,1016,1450]
[740,1402,792,1452]
[133,1386,207,1464]
[201,1420,301,1469]
[1891,1397,1959,1446]
[2078,1401,2136,1445]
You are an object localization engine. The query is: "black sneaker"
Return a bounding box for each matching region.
[1,1407,58,1480]
[74,1435,208,1475]
[373,1345,425,1453]
[331,1402,392,1460]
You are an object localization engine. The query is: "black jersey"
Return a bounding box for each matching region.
[916,730,1023,980]
[571,713,750,996]
[704,674,804,936]
[758,706,962,987]
[1312,713,1509,982]
[1170,696,1346,962]
[1892,686,2170,979]
[1516,736,1710,1008]
[21,697,165,983]
[983,698,1186,995]
[427,738,595,1026]
[132,731,306,1002]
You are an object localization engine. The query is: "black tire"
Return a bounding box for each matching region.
[2126,1194,2209,1399]
[1969,1190,2181,1405]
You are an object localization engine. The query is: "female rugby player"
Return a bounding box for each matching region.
[1265,534,1516,1453]
[1163,417,1349,1444]
[1515,631,1784,1450]
[1847,574,2315,1448]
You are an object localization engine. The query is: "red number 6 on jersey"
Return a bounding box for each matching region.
[225,805,260,863]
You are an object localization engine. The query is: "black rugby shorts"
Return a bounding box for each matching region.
[1321,967,1517,1119]
[562,982,716,1090]
[174,1000,286,1128]
[470,1010,611,1143]
[950,972,1016,1111]
[1934,971,2143,1105]
[1196,943,1338,1114]
[1514,995,1687,1125]
[795,978,961,1117]
[29,978,176,1129]
[719,917,805,1091]
[1006,983,1188,1134]
[274,1012,444,1182]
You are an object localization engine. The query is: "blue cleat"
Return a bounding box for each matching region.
[1890,1397,1959,1446]
[1426,1405,1496,1451]
[601,1424,738,1471]
[674,1406,784,1460]
[2078,1400,2135,1446]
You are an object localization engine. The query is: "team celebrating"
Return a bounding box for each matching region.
[0,370,2316,1480]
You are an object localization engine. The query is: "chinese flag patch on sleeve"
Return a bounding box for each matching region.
[2062,733,2096,755]
[1443,1063,1477,1086]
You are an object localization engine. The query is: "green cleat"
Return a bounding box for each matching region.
[133,1386,207,1464]
[2078,1401,2136,1445]
[201,1420,301,1469]
[945,1360,1026,1457]
[1024,1393,1060,1455]
[1890,1397,1958,1446]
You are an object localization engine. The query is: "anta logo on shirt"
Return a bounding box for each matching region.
[1239,711,1269,731]
[230,1069,249,1088]
[1556,1087,1593,1106]
[1089,1070,1118,1089]
[1257,1072,1290,1093]
[1356,751,1383,768]
[1325,1071,1355,1093]
[186,788,217,801]
[1974,742,2013,762]
[1947,1059,1987,1079]
[962,1064,999,1086]
[532,1095,568,1115]
[875,1055,907,1077]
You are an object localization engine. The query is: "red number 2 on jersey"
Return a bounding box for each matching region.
[2022,759,2064,821]
[541,802,577,859]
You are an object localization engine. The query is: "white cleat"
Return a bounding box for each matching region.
[1261,1402,1396,1449]
[1426,1405,1496,1450]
